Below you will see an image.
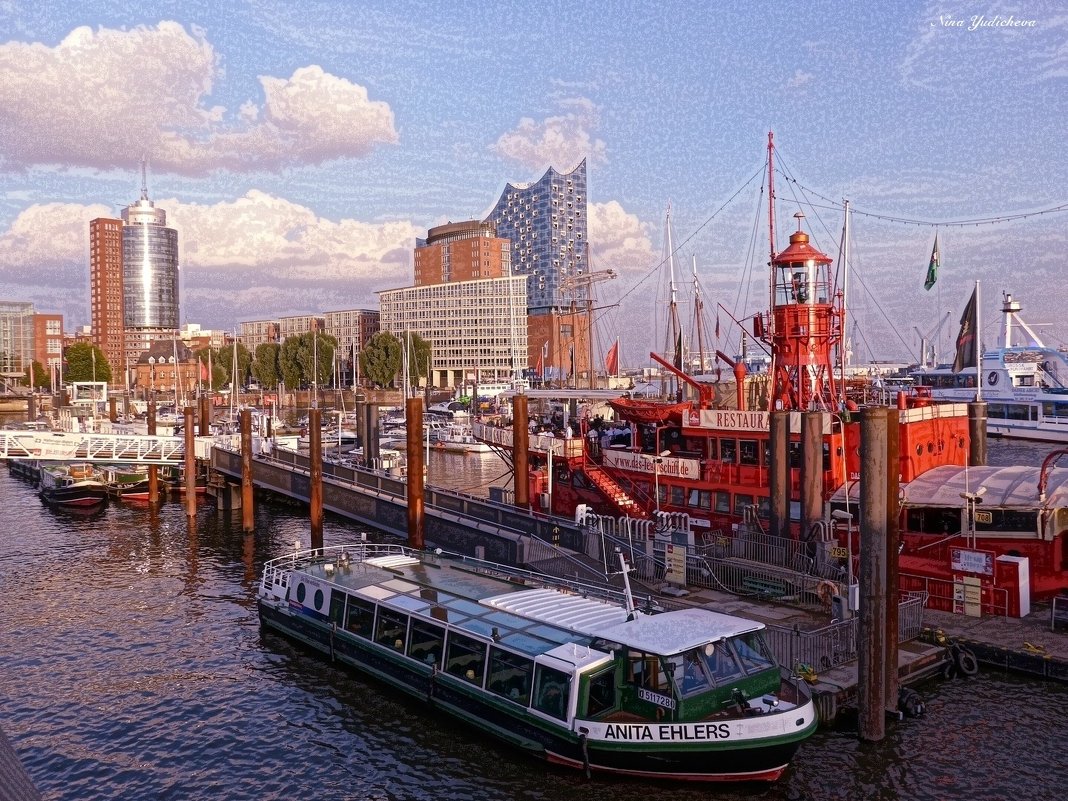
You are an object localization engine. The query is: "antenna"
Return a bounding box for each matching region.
[140,155,149,200]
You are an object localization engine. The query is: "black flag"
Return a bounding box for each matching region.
[952,286,978,373]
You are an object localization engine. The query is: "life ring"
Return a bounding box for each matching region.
[816,580,838,607]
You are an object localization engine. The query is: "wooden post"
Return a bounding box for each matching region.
[183,406,197,519]
[513,394,530,508]
[240,408,254,532]
[858,406,888,742]
[366,404,380,466]
[968,401,988,467]
[147,401,159,505]
[108,396,117,422]
[884,408,901,713]
[769,410,789,539]
[406,397,425,549]
[309,407,323,550]
[199,395,211,436]
[801,411,823,539]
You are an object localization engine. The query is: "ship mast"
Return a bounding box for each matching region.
[766,132,777,397]
[692,255,707,374]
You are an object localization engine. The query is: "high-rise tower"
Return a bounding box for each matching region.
[120,161,180,366]
[89,217,125,370]
[483,160,587,316]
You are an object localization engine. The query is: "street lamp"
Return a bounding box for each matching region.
[960,487,987,548]
[652,450,670,513]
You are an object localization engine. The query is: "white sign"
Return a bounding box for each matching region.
[950,548,994,576]
[695,409,769,432]
[636,688,677,710]
[601,450,700,480]
[27,433,80,459]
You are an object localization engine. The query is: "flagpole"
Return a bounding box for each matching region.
[975,280,982,402]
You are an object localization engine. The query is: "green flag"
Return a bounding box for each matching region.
[924,233,940,291]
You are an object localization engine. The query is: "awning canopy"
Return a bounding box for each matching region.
[829,465,1068,510]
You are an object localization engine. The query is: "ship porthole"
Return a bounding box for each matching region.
[916,445,923,456]
[296,582,307,603]
[314,589,324,611]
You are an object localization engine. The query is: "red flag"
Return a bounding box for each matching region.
[199,360,209,381]
[604,340,619,376]
[536,351,543,378]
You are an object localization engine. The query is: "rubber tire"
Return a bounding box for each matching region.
[956,648,979,676]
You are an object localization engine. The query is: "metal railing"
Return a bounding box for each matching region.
[901,572,1010,617]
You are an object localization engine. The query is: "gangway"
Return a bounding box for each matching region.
[0,430,233,464]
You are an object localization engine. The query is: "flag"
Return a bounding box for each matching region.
[924,232,940,291]
[199,360,209,381]
[535,350,543,380]
[673,331,683,370]
[715,313,720,340]
[568,344,575,379]
[952,285,978,373]
[605,340,619,377]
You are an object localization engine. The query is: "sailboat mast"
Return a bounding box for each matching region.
[766,131,777,391]
[692,255,706,374]
[839,200,850,397]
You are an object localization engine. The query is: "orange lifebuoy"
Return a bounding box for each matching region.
[816,580,838,606]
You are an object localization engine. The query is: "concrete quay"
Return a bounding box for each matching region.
[669,586,1068,723]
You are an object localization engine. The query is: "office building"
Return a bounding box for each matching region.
[322,309,380,384]
[89,217,125,371]
[0,301,34,377]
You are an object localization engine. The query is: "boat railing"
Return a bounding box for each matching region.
[260,542,638,609]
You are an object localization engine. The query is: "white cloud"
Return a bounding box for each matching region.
[491,97,607,171]
[0,22,397,174]
[587,200,656,274]
[786,69,814,89]
[0,193,420,326]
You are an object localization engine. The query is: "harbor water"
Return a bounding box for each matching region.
[0,441,1064,800]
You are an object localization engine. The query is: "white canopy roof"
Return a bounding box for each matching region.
[830,465,1068,509]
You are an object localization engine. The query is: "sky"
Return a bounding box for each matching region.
[0,0,1065,368]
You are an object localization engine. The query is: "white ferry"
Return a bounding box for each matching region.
[257,543,817,782]
[910,292,1068,443]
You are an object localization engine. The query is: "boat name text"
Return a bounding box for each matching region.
[696,410,769,432]
[598,722,732,742]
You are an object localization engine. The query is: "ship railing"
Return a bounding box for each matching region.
[695,530,843,581]
[901,572,1009,617]
[762,590,927,671]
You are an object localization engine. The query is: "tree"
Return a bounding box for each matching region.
[65,342,112,383]
[23,360,49,389]
[397,330,432,388]
[195,350,227,390]
[279,331,337,389]
[217,343,252,388]
[360,331,402,388]
[252,343,281,389]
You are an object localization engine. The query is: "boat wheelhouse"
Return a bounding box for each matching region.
[257,543,817,783]
[38,462,108,508]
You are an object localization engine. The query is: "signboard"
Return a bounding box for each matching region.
[601,450,700,480]
[975,510,993,525]
[950,547,994,576]
[695,409,768,432]
[830,546,849,559]
[636,688,677,711]
[665,543,688,586]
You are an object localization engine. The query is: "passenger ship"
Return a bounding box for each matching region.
[257,542,818,782]
[909,292,1068,444]
[475,134,1067,607]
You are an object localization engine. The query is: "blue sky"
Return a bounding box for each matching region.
[0,1,1064,366]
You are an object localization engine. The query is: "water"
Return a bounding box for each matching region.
[0,441,1064,800]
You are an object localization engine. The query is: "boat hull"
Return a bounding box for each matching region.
[258,600,813,783]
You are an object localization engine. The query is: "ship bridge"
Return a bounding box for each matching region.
[0,430,237,464]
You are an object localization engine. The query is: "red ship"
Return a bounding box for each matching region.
[476,134,1067,616]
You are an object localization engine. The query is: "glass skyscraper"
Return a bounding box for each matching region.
[483,159,587,316]
[121,191,179,330]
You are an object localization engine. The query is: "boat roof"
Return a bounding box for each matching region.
[830,465,1068,509]
[298,550,763,658]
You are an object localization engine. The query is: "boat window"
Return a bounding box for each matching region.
[788,441,801,469]
[701,642,745,685]
[584,667,617,717]
[670,485,685,506]
[715,491,730,513]
[733,493,754,516]
[346,597,375,638]
[706,438,718,460]
[729,632,777,674]
[720,439,736,463]
[688,488,711,509]
[675,649,713,696]
[407,619,446,667]
[533,665,571,720]
[628,651,667,691]
[329,592,346,626]
[487,647,533,705]
[445,632,487,685]
[739,439,759,466]
[757,495,771,519]
[375,609,410,652]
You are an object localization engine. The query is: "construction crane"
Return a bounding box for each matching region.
[560,268,618,389]
[914,311,952,368]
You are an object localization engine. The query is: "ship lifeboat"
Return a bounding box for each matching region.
[607,398,690,424]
